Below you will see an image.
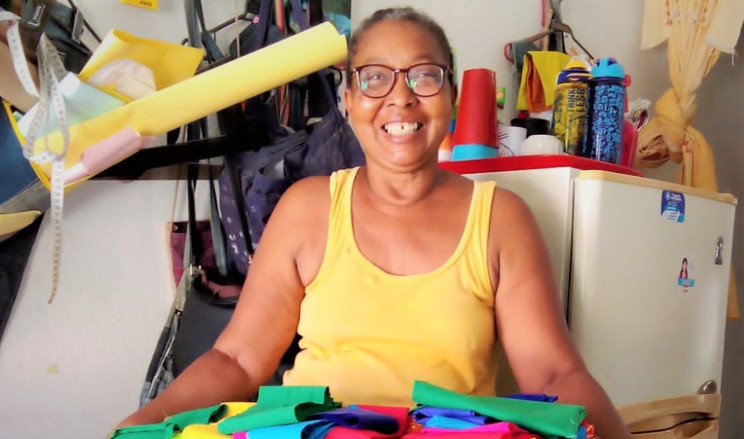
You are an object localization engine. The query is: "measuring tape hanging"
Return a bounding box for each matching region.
[2,10,70,304]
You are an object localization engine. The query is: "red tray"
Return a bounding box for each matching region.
[439,155,643,177]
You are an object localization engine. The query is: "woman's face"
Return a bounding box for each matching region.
[344,20,455,171]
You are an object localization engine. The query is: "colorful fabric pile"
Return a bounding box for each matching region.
[110,381,595,439]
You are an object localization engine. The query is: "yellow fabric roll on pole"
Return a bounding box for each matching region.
[30,22,348,186]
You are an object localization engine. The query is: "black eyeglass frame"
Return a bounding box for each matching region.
[350,63,454,98]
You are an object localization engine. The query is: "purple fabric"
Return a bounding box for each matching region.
[310,407,399,434]
[411,407,490,426]
[421,421,529,434]
[503,393,558,403]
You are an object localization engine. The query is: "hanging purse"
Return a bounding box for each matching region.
[140,163,248,406]
[171,163,243,376]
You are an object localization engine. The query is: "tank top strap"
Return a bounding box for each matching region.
[461,180,497,301]
[322,166,359,266]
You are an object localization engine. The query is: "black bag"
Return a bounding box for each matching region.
[218,0,365,277]
[140,164,246,406]
[17,0,95,73]
[171,164,241,376]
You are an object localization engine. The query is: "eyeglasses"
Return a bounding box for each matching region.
[350,63,451,98]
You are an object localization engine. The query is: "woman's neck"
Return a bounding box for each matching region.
[358,164,446,208]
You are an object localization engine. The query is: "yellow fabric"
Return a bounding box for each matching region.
[0,210,40,239]
[636,0,739,319]
[29,22,348,189]
[283,167,498,407]
[180,402,254,439]
[641,0,670,50]
[706,0,744,53]
[517,51,571,112]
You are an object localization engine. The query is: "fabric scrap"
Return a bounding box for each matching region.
[412,381,585,438]
[411,407,490,426]
[218,386,340,434]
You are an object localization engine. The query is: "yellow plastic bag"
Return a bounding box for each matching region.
[79,29,203,100]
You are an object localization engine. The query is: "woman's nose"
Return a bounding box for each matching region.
[386,72,416,106]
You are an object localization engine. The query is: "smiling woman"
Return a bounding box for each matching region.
[117,7,631,439]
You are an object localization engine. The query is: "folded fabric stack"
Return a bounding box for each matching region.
[110,381,595,439]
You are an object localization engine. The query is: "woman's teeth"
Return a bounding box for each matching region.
[383,122,422,135]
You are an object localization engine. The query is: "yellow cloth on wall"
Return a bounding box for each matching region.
[517,51,571,112]
[706,0,744,53]
[641,0,670,50]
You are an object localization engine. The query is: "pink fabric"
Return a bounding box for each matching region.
[421,421,529,435]
[403,433,540,439]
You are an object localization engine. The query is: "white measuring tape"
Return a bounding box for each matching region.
[2,10,70,304]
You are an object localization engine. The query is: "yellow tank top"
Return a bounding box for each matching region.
[283,167,498,406]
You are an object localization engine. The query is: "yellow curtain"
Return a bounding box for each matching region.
[637,0,744,318]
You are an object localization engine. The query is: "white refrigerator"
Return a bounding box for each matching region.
[442,156,737,438]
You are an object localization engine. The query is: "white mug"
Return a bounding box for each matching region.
[520,134,563,155]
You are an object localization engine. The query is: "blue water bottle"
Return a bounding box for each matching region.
[582,58,626,164]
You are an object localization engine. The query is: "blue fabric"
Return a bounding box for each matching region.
[423,415,479,430]
[0,107,38,205]
[310,406,399,434]
[411,407,490,425]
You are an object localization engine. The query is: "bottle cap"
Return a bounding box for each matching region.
[591,57,625,79]
[557,57,591,84]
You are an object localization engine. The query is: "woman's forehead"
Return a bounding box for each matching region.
[352,20,447,64]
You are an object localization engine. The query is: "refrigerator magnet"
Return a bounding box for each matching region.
[677,257,695,292]
[661,190,686,223]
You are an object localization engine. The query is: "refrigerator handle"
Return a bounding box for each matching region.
[715,237,724,265]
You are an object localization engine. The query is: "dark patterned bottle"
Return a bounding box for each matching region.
[581,58,626,164]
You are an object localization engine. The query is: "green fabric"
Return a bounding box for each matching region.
[109,421,176,439]
[167,403,227,429]
[412,381,586,439]
[218,386,341,434]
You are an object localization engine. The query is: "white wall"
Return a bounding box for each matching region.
[0,179,214,438]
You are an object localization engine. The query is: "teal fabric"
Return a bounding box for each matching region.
[167,403,227,429]
[218,386,341,434]
[412,381,586,438]
[110,404,227,439]
[109,422,175,439]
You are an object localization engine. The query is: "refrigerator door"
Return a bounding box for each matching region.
[569,171,736,408]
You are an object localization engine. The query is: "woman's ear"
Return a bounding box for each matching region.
[344,86,353,118]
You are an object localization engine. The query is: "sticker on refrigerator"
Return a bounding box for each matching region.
[661,191,686,223]
[677,257,695,292]
[661,190,685,223]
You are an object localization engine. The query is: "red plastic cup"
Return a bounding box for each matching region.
[452,69,498,148]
